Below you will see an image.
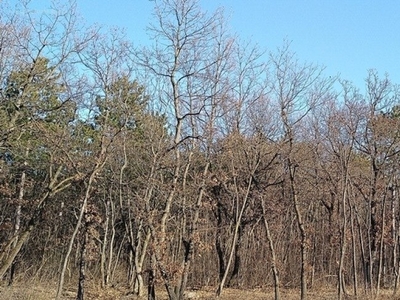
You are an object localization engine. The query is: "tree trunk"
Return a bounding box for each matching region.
[354,204,368,293]
[216,175,254,297]
[0,223,34,279]
[148,253,156,300]
[101,195,110,288]
[106,199,116,285]
[215,199,226,282]
[56,163,104,299]
[393,183,400,296]
[154,248,177,300]
[178,239,194,300]
[289,163,307,300]
[261,198,281,300]
[177,162,210,299]
[338,172,349,300]
[134,229,150,297]
[9,156,27,285]
[376,193,387,297]
[0,166,73,280]
[227,224,243,288]
[350,200,358,297]
[76,215,88,300]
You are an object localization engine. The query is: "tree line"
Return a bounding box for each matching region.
[1,1,400,300]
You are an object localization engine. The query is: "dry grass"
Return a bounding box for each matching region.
[0,282,56,300]
[2,281,400,300]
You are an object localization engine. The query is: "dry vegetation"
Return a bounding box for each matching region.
[2,282,400,300]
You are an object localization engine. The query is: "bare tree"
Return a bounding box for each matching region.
[135,0,235,298]
[269,43,334,300]
[55,27,138,299]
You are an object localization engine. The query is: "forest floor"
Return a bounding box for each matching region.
[1,281,400,300]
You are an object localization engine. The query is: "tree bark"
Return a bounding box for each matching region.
[56,154,108,299]
[100,194,110,288]
[9,154,27,285]
[338,173,349,300]
[216,175,254,297]
[288,161,308,300]
[261,197,281,300]
[76,216,88,300]
[349,199,358,297]
[177,162,210,299]
[0,166,74,280]
[376,192,387,297]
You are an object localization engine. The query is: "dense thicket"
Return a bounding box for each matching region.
[1,1,400,300]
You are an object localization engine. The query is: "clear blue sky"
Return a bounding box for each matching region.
[10,0,400,90]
